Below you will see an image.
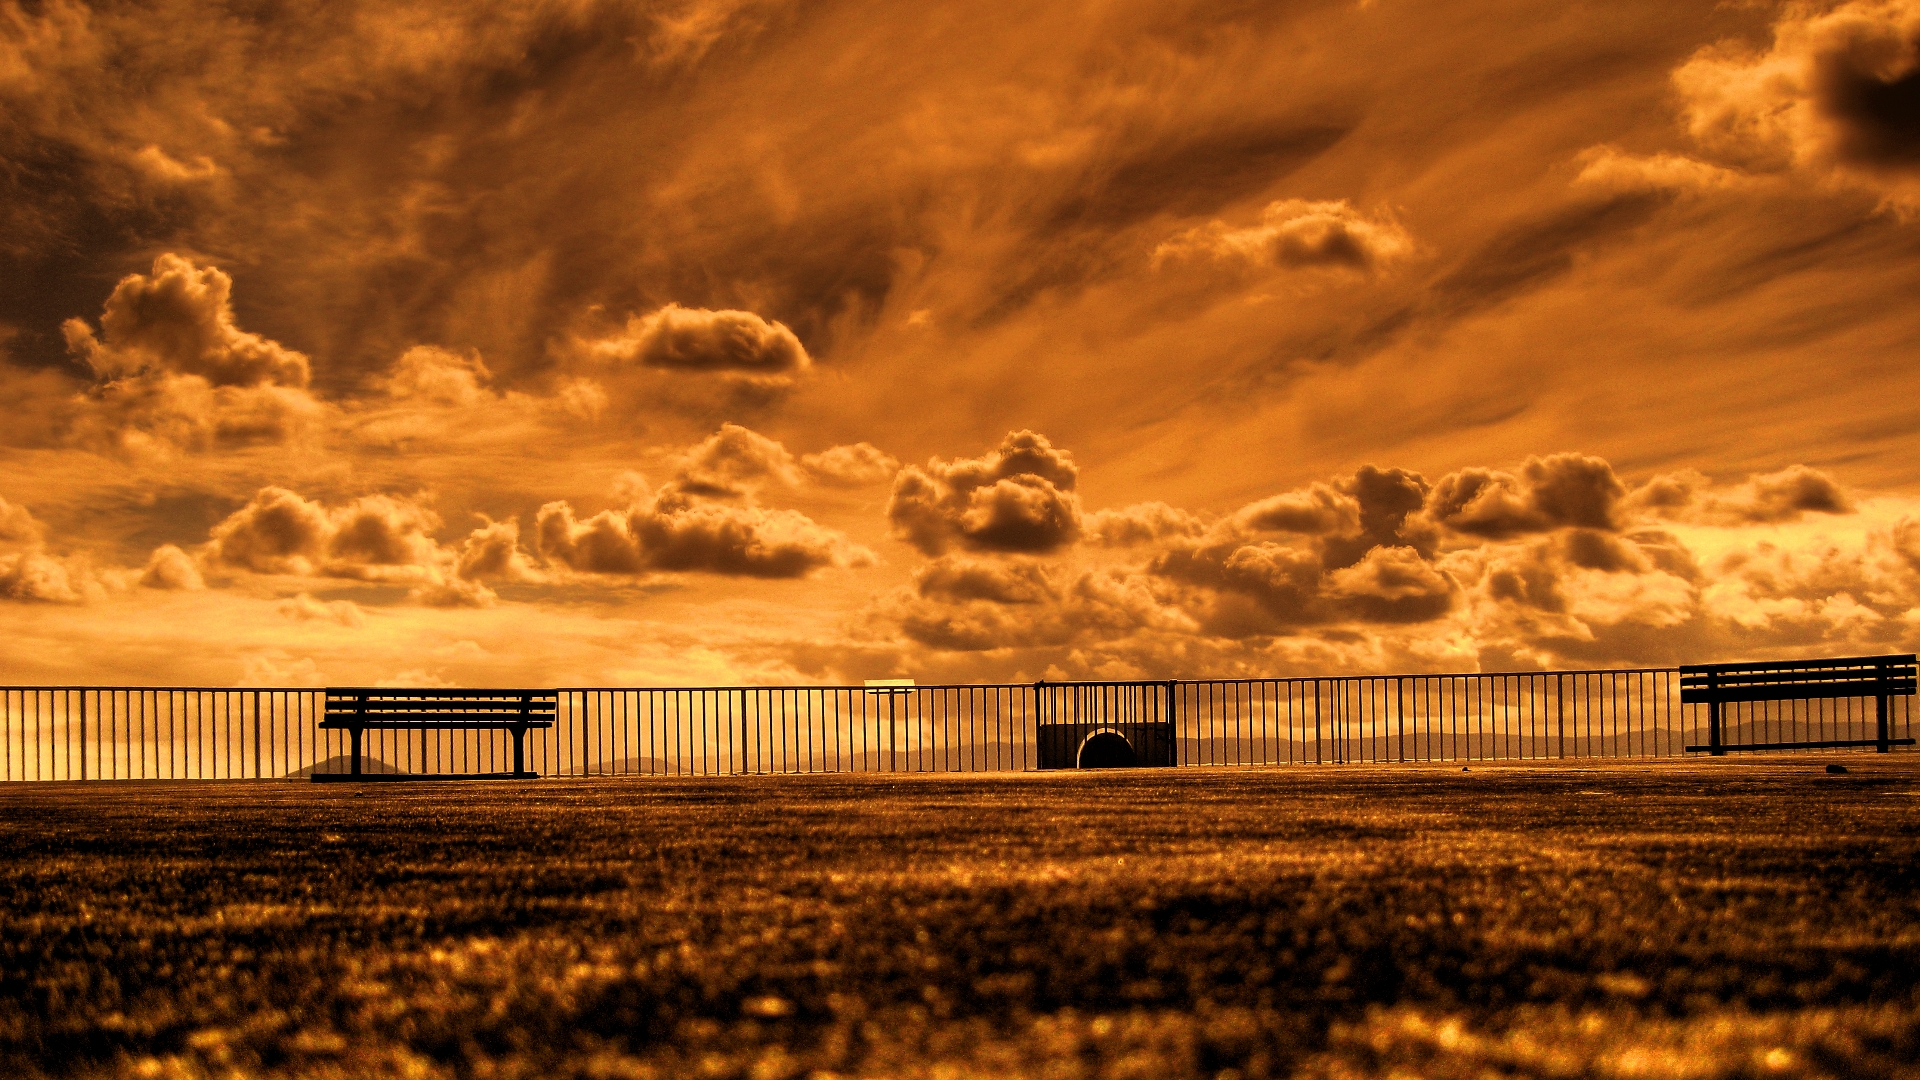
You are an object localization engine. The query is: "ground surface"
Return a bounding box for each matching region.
[2,760,1919,1080]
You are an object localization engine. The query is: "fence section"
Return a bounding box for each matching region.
[2,666,1914,781]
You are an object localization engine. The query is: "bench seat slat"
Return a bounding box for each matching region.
[324,703,556,711]
[320,714,556,722]
[1681,666,1915,685]
[1682,679,1916,703]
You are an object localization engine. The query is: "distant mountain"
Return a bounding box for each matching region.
[288,754,409,778]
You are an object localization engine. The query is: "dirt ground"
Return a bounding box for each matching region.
[2,757,1918,1079]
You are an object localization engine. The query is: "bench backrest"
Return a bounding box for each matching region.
[1679,654,1917,704]
[324,688,559,720]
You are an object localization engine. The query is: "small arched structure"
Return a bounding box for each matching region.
[1077,730,1138,768]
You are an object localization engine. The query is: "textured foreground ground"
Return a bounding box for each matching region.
[2,760,1919,1079]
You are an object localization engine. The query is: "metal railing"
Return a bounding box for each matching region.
[2,666,1912,781]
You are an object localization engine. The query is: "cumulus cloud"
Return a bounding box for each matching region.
[1086,502,1207,547]
[0,495,104,603]
[58,255,324,454]
[1153,199,1414,273]
[801,442,900,487]
[203,487,498,606]
[668,422,804,498]
[378,345,492,406]
[276,592,365,627]
[888,431,1082,556]
[1629,465,1856,525]
[1233,483,1360,536]
[64,254,310,387]
[139,544,204,591]
[1674,0,1920,209]
[892,560,1190,652]
[0,496,45,548]
[1426,453,1624,539]
[586,304,811,380]
[533,492,873,579]
[914,556,1061,605]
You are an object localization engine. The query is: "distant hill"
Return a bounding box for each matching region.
[288,754,409,778]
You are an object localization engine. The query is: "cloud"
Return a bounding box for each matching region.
[1629,465,1856,525]
[914,556,1061,605]
[1426,453,1625,539]
[587,304,811,379]
[534,491,873,580]
[1153,198,1414,273]
[892,560,1190,653]
[64,254,310,388]
[1086,502,1207,547]
[139,544,204,591]
[0,495,105,604]
[276,591,365,627]
[1233,483,1360,535]
[0,496,45,548]
[0,551,93,604]
[1674,0,1920,210]
[801,442,900,487]
[203,486,498,606]
[56,255,324,454]
[378,345,492,406]
[1571,146,1749,196]
[888,431,1082,556]
[668,422,804,498]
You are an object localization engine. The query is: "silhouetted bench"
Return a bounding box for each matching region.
[1682,655,1916,755]
[314,688,555,781]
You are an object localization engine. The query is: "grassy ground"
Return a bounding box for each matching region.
[2,759,1918,1079]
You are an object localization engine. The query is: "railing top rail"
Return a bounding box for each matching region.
[1176,667,1680,682]
[0,668,1688,696]
[0,686,323,693]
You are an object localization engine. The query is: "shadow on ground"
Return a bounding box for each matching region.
[2,758,1918,1078]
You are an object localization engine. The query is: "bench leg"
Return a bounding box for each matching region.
[513,725,527,777]
[1878,692,1890,754]
[351,727,363,776]
[1709,700,1724,757]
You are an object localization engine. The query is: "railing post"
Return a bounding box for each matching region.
[738,689,748,774]
[1396,677,1406,763]
[1555,675,1566,760]
[1313,680,1322,765]
[78,689,88,782]
[252,690,262,779]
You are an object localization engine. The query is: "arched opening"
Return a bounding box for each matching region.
[1077,731,1138,769]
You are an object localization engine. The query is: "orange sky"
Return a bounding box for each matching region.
[3,0,1919,687]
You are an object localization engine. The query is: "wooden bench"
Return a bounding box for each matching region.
[1682,654,1916,755]
[315,688,556,781]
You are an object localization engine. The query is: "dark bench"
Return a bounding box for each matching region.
[315,688,556,781]
[1682,654,1916,755]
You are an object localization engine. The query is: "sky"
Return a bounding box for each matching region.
[2,0,1919,688]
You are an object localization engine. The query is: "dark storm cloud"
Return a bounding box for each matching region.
[44,255,325,454]
[914,556,1059,606]
[1628,464,1857,525]
[1426,453,1625,539]
[592,305,810,378]
[533,492,872,579]
[888,431,1082,556]
[1677,0,1920,208]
